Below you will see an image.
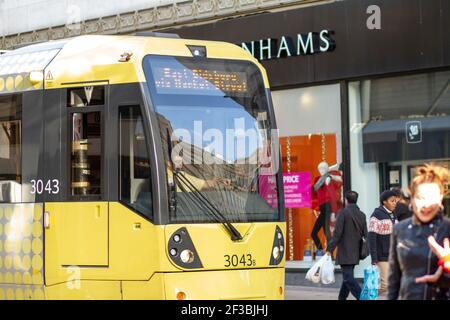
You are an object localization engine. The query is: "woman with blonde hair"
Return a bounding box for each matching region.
[388,164,450,300]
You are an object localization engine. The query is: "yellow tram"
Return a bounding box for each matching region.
[0,33,285,300]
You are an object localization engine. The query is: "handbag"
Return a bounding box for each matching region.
[349,213,369,260]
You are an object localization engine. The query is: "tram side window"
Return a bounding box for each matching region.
[68,86,105,107]
[119,106,152,219]
[0,94,22,203]
[70,111,102,197]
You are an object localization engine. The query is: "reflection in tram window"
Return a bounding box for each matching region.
[119,106,152,219]
[145,56,280,223]
[0,94,21,203]
[71,111,102,197]
[68,86,105,107]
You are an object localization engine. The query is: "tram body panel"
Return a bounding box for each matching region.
[45,202,109,268]
[43,35,270,90]
[45,202,173,286]
[163,268,285,300]
[165,223,286,271]
[0,203,45,300]
[119,273,167,300]
[44,280,122,300]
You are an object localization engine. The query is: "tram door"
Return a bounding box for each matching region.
[45,85,109,282]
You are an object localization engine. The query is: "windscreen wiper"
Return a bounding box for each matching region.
[174,170,243,241]
[166,130,242,241]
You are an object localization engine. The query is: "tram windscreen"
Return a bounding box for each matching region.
[144,55,281,223]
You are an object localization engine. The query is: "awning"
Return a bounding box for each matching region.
[362,116,450,162]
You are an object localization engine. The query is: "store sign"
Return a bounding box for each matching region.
[258,172,312,208]
[241,29,336,61]
[259,175,278,209]
[283,172,312,209]
[406,121,422,144]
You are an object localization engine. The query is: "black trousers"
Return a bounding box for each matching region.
[339,265,362,300]
[311,202,332,250]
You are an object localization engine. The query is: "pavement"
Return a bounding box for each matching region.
[285,285,354,300]
[284,271,387,300]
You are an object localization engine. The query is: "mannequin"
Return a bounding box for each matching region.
[311,161,343,254]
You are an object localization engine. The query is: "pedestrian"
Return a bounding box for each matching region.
[388,164,450,300]
[392,188,413,222]
[326,190,368,300]
[368,189,399,296]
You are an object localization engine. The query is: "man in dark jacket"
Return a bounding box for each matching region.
[369,190,399,295]
[326,191,368,300]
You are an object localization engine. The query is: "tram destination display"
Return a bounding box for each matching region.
[151,65,249,96]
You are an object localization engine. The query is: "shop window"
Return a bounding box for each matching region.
[119,106,152,219]
[70,111,102,197]
[0,94,22,202]
[272,84,343,264]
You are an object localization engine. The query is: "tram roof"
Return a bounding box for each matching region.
[0,35,267,94]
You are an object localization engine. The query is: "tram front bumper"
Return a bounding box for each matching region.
[163,267,285,300]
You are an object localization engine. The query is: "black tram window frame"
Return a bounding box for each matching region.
[118,104,154,221]
[66,85,107,202]
[0,93,23,203]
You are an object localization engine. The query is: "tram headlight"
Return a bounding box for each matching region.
[173,234,181,243]
[269,226,285,266]
[168,227,203,269]
[272,246,280,260]
[180,249,195,264]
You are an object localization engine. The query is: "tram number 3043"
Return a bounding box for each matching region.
[30,179,60,195]
[224,254,256,267]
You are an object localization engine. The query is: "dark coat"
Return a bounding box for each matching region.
[388,214,450,300]
[326,204,368,266]
[394,202,413,222]
[368,206,396,262]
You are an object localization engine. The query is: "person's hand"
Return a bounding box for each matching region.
[415,237,450,283]
[205,177,232,189]
[415,266,443,284]
[428,236,450,260]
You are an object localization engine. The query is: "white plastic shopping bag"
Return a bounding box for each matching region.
[320,255,335,285]
[305,255,328,283]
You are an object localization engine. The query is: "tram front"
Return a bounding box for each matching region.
[143,53,286,300]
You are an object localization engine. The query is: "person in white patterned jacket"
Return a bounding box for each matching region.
[368,190,399,296]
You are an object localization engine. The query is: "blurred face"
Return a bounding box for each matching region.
[383,196,398,212]
[411,182,443,223]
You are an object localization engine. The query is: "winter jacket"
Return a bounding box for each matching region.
[388,214,450,300]
[326,204,368,266]
[369,206,397,262]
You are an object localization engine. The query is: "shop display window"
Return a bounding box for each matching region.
[272,84,343,264]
